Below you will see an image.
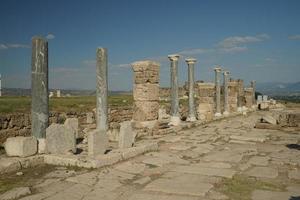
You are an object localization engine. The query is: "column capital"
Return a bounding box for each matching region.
[168,54,180,61]
[214,66,222,72]
[185,58,197,64]
[223,71,230,76]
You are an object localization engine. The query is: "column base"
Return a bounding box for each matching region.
[214,113,222,117]
[223,111,229,116]
[187,116,197,122]
[168,116,181,126]
[237,107,243,112]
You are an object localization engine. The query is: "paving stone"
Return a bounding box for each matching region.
[144,152,189,165]
[44,169,76,179]
[44,183,91,200]
[115,161,146,174]
[193,162,232,169]
[144,173,213,196]
[98,169,136,181]
[203,151,243,163]
[0,187,31,200]
[229,135,267,143]
[207,190,229,200]
[288,169,300,180]
[245,167,278,178]
[133,176,151,185]
[252,189,300,200]
[128,193,200,200]
[172,165,236,178]
[66,171,99,186]
[247,156,270,166]
[169,144,192,151]
[192,144,215,155]
[160,135,182,143]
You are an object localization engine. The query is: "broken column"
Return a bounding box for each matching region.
[0,74,2,97]
[251,80,256,107]
[244,87,254,108]
[237,79,245,112]
[228,79,238,112]
[185,58,197,121]
[132,60,160,123]
[87,47,109,156]
[223,71,230,115]
[31,36,49,138]
[214,67,222,117]
[168,54,181,125]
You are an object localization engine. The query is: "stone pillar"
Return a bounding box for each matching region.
[237,79,244,112]
[0,74,2,97]
[185,58,197,121]
[168,54,181,125]
[214,67,222,117]
[228,80,238,112]
[96,48,108,131]
[132,61,160,122]
[251,80,256,106]
[31,36,49,138]
[223,71,230,115]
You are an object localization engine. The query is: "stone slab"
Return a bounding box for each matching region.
[115,161,146,175]
[0,187,31,200]
[64,118,79,138]
[144,174,213,196]
[252,189,300,200]
[288,169,300,180]
[46,124,76,154]
[4,136,37,157]
[245,166,278,178]
[129,193,199,200]
[261,115,277,125]
[88,129,108,156]
[118,121,136,148]
[247,156,269,166]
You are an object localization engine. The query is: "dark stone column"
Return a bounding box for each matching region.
[214,67,222,117]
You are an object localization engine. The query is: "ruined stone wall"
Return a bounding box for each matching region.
[159,87,187,99]
[132,61,160,121]
[244,88,254,108]
[228,81,238,112]
[195,82,215,120]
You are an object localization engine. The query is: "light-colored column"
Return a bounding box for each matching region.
[96,48,108,131]
[168,54,181,125]
[251,80,256,107]
[31,36,49,138]
[223,71,230,115]
[0,74,2,97]
[185,58,197,121]
[214,67,222,117]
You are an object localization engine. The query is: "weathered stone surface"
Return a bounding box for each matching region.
[88,129,108,156]
[129,193,199,200]
[203,150,243,163]
[133,84,159,101]
[252,189,300,200]
[133,176,151,185]
[37,138,46,154]
[144,174,213,196]
[86,112,94,124]
[261,115,277,125]
[4,136,37,157]
[0,187,31,200]
[247,156,269,166]
[197,103,214,121]
[245,166,278,178]
[115,161,146,174]
[64,118,79,138]
[288,169,300,180]
[46,124,76,154]
[133,101,159,121]
[118,121,136,149]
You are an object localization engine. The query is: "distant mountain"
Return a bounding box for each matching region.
[256,82,300,96]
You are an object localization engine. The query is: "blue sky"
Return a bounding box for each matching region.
[0,0,300,91]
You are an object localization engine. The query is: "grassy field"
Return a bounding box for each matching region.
[0,95,133,113]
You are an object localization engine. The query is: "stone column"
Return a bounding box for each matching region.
[168,54,181,125]
[185,58,197,121]
[214,67,222,117]
[237,79,244,112]
[251,80,256,106]
[0,74,2,97]
[31,36,49,138]
[223,71,230,115]
[96,48,108,131]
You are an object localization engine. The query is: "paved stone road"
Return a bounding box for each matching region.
[2,111,300,200]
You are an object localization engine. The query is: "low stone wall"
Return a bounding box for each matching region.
[0,107,134,145]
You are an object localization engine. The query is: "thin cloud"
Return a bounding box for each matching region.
[218,34,270,48]
[177,48,213,56]
[46,34,55,40]
[288,35,300,40]
[51,67,80,73]
[219,46,248,53]
[0,43,30,50]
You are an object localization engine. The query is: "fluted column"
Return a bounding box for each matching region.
[185,58,197,121]
[168,54,181,125]
[214,67,222,117]
[223,71,230,115]
[31,36,49,138]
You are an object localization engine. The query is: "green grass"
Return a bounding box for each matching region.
[0,95,133,114]
[217,175,286,200]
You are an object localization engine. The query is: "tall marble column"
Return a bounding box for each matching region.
[223,71,230,116]
[214,67,222,117]
[185,58,197,121]
[96,48,108,131]
[31,36,49,138]
[0,74,2,97]
[168,54,181,125]
[251,80,256,106]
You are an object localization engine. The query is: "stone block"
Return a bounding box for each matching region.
[133,83,159,101]
[64,118,79,138]
[0,187,31,200]
[88,129,108,156]
[46,124,76,154]
[261,115,277,125]
[118,121,136,148]
[4,136,37,157]
[38,138,47,154]
[133,101,159,121]
[86,112,94,124]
